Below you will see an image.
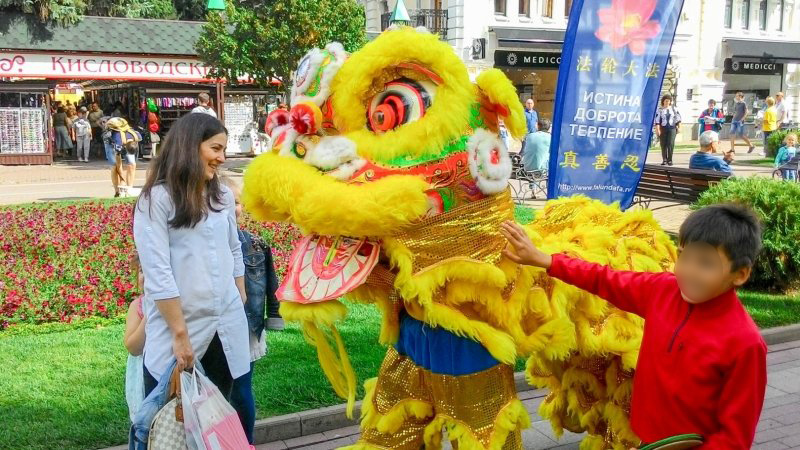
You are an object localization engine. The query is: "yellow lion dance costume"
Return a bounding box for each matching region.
[243,27,676,449]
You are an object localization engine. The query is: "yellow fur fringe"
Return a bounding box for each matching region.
[475,69,527,139]
[423,399,531,450]
[242,153,429,237]
[280,301,357,418]
[359,378,434,434]
[329,27,476,162]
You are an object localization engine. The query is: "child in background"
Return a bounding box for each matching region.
[774,133,798,181]
[72,108,93,163]
[123,254,146,422]
[222,177,280,444]
[501,204,767,449]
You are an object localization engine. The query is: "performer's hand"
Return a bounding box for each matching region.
[500,221,552,269]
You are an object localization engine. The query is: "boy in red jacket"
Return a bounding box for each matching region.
[501,204,767,449]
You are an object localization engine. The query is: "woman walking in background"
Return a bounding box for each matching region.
[654,95,681,166]
[52,106,73,158]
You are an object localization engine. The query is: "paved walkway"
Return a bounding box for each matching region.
[0,157,248,205]
[256,339,800,450]
[0,147,774,234]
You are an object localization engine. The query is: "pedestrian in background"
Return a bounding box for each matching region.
[52,106,73,158]
[73,107,93,163]
[775,92,790,128]
[192,92,217,118]
[654,94,681,166]
[698,99,725,138]
[762,96,779,156]
[520,98,539,155]
[730,92,754,153]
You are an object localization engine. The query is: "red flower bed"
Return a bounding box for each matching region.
[0,200,300,329]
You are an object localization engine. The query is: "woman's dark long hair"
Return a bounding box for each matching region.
[138,113,228,229]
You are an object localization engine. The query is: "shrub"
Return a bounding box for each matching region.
[694,177,800,292]
[767,129,800,158]
[0,199,300,329]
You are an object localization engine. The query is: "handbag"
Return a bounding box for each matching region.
[148,366,188,450]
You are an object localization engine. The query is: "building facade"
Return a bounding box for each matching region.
[360,0,800,141]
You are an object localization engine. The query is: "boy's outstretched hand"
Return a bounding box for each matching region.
[500,221,553,269]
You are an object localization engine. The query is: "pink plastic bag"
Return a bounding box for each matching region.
[181,369,250,450]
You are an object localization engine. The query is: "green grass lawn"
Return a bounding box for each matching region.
[0,303,385,450]
[733,158,776,168]
[1,292,798,449]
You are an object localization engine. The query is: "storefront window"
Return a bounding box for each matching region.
[565,0,573,16]
[542,0,553,18]
[758,0,767,30]
[495,0,506,15]
[740,0,751,29]
[0,93,22,108]
[724,0,733,28]
[519,0,530,17]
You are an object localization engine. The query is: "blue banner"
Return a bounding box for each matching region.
[547,0,685,209]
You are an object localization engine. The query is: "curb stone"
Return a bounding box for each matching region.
[246,325,800,446]
[104,324,800,449]
[761,323,800,345]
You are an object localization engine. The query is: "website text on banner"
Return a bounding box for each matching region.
[547,0,685,209]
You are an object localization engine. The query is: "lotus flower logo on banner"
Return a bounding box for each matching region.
[595,0,661,55]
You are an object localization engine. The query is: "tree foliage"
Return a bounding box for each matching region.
[0,0,204,24]
[197,0,367,97]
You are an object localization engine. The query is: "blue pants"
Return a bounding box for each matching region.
[230,362,256,444]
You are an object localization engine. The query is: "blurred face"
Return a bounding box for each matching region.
[137,268,144,291]
[674,243,751,304]
[787,136,797,147]
[708,101,715,110]
[525,99,534,110]
[662,98,672,107]
[231,186,243,220]
[200,132,227,180]
[777,94,784,102]
[91,103,99,112]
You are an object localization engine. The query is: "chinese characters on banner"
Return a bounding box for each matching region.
[547,0,685,209]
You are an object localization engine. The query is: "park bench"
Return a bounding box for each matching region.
[509,153,548,204]
[633,164,731,208]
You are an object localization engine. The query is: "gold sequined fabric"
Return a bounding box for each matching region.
[394,191,514,274]
[358,348,523,450]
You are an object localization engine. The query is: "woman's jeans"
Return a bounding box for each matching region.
[659,127,676,164]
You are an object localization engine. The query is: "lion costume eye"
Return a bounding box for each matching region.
[367,78,435,133]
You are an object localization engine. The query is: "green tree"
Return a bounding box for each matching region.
[197,0,367,99]
[1,0,195,24]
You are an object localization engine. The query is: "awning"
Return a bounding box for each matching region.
[724,38,800,62]
[0,12,204,57]
[491,27,564,50]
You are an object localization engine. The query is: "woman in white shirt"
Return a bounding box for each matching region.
[133,112,249,400]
